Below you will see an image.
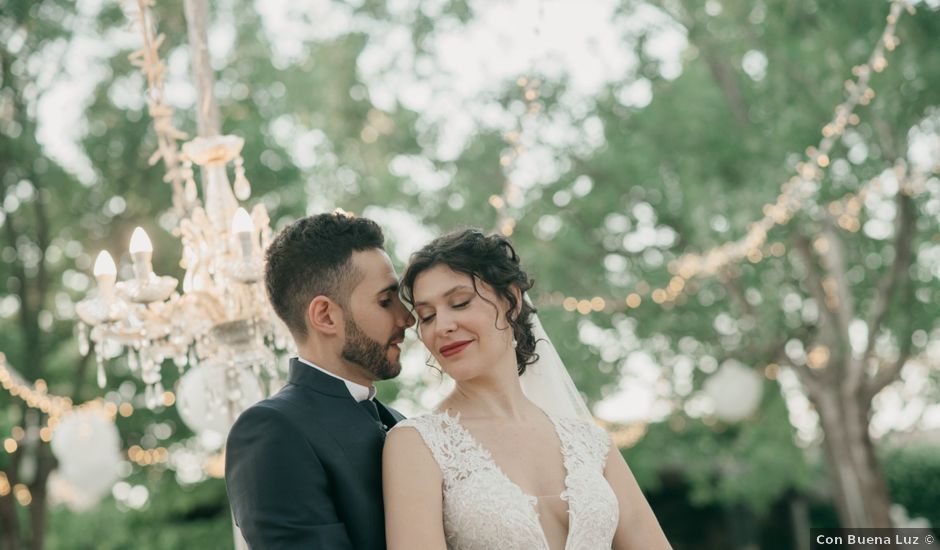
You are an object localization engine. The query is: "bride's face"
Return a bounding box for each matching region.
[411,265,515,380]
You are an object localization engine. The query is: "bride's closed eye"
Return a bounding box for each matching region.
[417,298,473,324]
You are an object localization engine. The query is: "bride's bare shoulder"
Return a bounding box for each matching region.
[383,418,442,480]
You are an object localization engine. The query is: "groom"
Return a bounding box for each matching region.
[225,212,414,549]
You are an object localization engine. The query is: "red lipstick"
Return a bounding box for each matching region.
[439,340,472,358]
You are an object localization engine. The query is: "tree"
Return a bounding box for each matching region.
[1,0,428,546]
[3,0,939,546]
[1,1,99,546]
[512,0,939,528]
[359,0,940,530]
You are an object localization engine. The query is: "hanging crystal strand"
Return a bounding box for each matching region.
[174,352,187,373]
[250,362,266,397]
[233,155,251,200]
[139,341,152,381]
[128,347,139,374]
[226,365,242,403]
[183,160,198,203]
[253,319,264,350]
[96,355,107,389]
[145,383,156,410]
[205,385,217,420]
[78,323,90,356]
[153,380,165,405]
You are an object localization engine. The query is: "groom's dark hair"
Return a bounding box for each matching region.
[265,212,385,337]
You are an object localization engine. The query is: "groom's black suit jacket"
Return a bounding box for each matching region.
[225,358,404,549]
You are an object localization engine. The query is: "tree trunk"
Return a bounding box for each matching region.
[813,387,894,527]
[789,493,811,550]
[0,491,20,550]
[27,487,47,550]
[27,442,53,550]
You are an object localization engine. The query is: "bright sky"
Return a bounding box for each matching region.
[28,0,940,434]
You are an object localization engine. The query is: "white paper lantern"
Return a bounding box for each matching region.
[703,360,764,422]
[50,408,122,506]
[176,363,264,444]
[48,470,113,512]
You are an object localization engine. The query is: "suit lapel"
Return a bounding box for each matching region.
[374,400,404,430]
[287,357,404,435]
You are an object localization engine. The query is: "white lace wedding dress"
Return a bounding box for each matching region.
[394,410,619,550]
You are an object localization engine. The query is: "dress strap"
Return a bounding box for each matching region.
[394,413,493,484]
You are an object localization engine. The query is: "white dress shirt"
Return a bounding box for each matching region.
[296,356,376,402]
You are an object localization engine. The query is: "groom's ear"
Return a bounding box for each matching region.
[306,295,342,335]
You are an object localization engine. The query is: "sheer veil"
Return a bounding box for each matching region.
[519,295,593,422]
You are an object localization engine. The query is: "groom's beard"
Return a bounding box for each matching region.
[341,317,402,381]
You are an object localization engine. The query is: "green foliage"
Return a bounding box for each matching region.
[882,443,940,527]
[2,0,940,546]
[45,477,232,550]
[624,388,814,514]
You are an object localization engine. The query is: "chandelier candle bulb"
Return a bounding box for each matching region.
[129,227,154,281]
[93,251,117,301]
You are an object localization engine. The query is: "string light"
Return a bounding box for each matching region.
[119,402,135,418]
[0,353,73,418]
[13,483,31,506]
[0,354,188,480]
[545,1,922,315]
[653,0,908,296]
[127,445,170,467]
[548,161,924,315]
[0,354,131,452]
[204,452,226,479]
[491,2,547,236]
[595,419,648,449]
[764,363,780,380]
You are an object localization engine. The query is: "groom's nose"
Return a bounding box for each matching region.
[393,297,415,328]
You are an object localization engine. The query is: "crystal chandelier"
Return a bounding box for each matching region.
[74,0,291,410]
[75,135,290,408]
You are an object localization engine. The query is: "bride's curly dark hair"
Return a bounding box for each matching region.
[400,228,539,375]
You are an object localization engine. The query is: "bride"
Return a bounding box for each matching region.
[383,229,671,550]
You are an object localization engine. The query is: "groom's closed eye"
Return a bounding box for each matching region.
[377,283,400,308]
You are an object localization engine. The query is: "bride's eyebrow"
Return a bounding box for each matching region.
[414,284,472,307]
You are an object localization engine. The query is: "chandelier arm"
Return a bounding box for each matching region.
[178,290,229,325]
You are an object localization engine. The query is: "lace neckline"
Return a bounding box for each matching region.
[431,409,572,504]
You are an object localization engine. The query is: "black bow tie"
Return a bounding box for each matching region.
[358,399,388,433]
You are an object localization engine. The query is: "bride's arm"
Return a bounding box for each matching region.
[383,426,448,550]
[605,446,673,550]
